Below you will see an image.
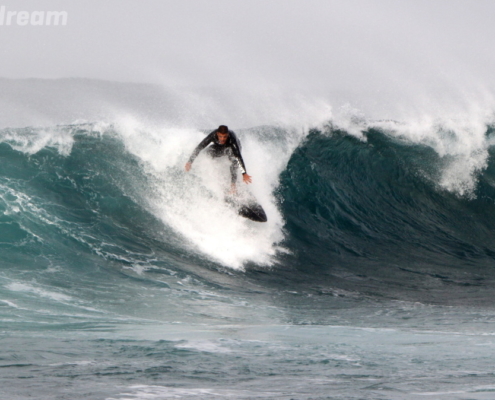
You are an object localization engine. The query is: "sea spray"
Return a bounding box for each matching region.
[113,118,301,269]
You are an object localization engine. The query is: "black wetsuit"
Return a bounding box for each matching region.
[188,130,247,184]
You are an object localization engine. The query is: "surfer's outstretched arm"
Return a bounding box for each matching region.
[229,132,252,184]
[185,131,215,171]
[228,163,251,195]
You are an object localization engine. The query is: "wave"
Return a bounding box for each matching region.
[0,122,298,272]
[2,108,495,306]
[276,119,495,303]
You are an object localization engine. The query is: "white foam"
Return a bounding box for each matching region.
[0,299,19,308]
[5,282,72,302]
[123,264,156,276]
[109,385,281,400]
[413,390,468,396]
[112,119,307,270]
[48,360,94,367]
[174,340,232,354]
[0,126,74,156]
[370,103,495,197]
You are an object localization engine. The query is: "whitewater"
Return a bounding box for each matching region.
[2,78,495,399]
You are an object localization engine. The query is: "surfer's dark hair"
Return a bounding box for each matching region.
[217,125,229,133]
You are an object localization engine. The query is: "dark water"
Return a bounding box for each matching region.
[274,127,495,305]
[2,122,495,399]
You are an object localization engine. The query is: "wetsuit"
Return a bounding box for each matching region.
[187,130,247,184]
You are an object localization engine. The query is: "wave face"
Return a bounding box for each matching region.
[3,113,495,399]
[277,124,495,304]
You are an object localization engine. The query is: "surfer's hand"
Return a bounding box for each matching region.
[242,173,252,184]
[230,183,238,195]
[185,162,192,172]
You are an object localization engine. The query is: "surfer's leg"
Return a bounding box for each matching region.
[230,162,238,184]
[226,149,238,184]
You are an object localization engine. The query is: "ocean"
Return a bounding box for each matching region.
[1,79,495,399]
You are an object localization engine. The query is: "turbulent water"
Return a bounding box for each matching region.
[3,89,495,399]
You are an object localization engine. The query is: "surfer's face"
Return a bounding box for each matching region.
[217,132,229,144]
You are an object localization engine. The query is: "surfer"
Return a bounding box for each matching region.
[185,125,252,193]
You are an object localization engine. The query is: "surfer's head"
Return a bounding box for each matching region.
[217,125,229,134]
[216,125,229,144]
